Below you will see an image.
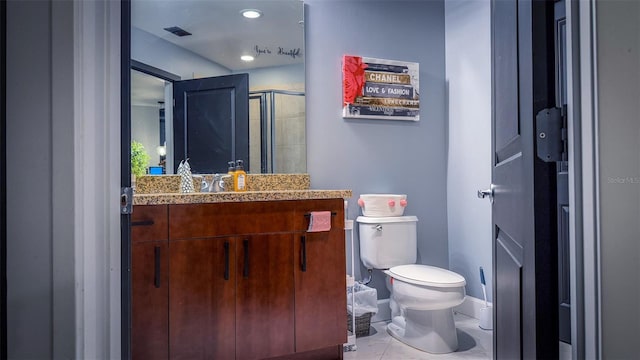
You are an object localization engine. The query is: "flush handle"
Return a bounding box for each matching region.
[375,224,383,231]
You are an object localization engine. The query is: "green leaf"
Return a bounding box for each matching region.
[131,140,151,178]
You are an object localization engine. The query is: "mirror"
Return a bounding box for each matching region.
[131,0,305,174]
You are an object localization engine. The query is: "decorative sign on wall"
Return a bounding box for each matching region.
[342,55,420,121]
[254,45,302,59]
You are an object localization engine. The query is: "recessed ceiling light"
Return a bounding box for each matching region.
[241,9,262,19]
[241,55,255,62]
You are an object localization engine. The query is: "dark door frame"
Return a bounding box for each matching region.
[121,1,131,358]
[1,0,6,358]
[529,2,561,357]
[131,60,181,83]
[554,0,572,345]
[123,5,181,358]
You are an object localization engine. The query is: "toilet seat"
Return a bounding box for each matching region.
[386,264,466,288]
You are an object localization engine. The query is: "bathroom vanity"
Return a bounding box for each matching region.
[131,188,350,360]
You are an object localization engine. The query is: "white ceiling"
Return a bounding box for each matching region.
[132,0,305,72]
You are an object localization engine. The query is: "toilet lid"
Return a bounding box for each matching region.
[387,264,466,288]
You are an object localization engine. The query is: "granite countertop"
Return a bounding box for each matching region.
[132,173,351,205]
[133,189,353,205]
[135,173,313,194]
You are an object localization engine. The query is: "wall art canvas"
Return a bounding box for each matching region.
[342,55,420,121]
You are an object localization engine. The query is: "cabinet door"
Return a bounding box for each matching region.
[294,211,347,352]
[236,234,295,360]
[132,241,169,360]
[131,205,168,243]
[170,237,236,360]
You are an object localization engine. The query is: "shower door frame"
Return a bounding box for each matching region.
[249,89,305,174]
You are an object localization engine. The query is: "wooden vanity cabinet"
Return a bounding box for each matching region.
[169,202,298,360]
[169,233,296,360]
[169,236,237,359]
[131,205,169,360]
[293,200,347,353]
[235,233,295,359]
[133,199,346,360]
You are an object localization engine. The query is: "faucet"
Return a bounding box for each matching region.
[207,174,231,192]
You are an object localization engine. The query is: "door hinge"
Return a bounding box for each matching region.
[536,107,564,162]
[561,104,568,163]
[121,187,133,214]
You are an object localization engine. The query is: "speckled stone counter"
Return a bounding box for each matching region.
[135,173,311,193]
[134,175,203,194]
[133,173,349,205]
[133,189,352,205]
[236,173,311,191]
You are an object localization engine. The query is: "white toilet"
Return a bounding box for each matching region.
[357,215,466,354]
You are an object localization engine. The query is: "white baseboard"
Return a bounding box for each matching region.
[454,295,492,320]
[369,296,491,323]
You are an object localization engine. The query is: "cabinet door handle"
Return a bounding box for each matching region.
[243,239,250,278]
[301,235,307,272]
[132,220,154,227]
[154,246,161,288]
[224,241,230,281]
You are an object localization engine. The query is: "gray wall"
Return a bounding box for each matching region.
[7,2,52,356]
[132,27,231,79]
[305,0,448,297]
[596,0,640,357]
[6,0,75,358]
[240,63,305,89]
[444,0,492,301]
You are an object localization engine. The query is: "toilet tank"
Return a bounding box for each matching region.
[357,216,418,269]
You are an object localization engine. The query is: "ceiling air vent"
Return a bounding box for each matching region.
[163,26,192,37]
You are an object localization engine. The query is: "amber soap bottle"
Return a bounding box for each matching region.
[234,160,247,192]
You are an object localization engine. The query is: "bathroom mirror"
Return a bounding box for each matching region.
[131,0,306,174]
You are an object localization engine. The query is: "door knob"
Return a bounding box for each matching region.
[477,185,495,203]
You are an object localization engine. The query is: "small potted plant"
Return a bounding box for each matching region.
[131,140,150,187]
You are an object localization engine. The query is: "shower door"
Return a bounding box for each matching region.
[249,90,305,174]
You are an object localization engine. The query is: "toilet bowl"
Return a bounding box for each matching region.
[356,214,467,354]
[385,264,466,353]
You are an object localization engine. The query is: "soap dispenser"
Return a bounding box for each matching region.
[234,160,247,192]
[227,161,236,191]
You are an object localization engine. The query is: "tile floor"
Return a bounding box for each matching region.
[344,313,574,360]
[344,313,493,360]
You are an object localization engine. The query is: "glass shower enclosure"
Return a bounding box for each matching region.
[249,89,306,174]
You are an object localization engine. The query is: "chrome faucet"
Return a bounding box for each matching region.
[207,174,231,192]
